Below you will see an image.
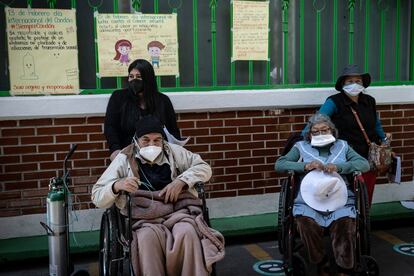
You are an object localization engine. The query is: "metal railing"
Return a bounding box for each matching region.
[0,0,413,96]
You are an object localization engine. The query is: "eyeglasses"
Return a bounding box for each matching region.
[128,74,143,80]
[311,128,331,136]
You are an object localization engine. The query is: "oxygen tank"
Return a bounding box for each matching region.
[46,177,70,276]
[40,144,79,276]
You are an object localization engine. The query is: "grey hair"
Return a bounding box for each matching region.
[304,113,338,141]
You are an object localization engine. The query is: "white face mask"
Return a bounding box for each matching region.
[343,83,364,96]
[311,134,336,147]
[139,145,162,163]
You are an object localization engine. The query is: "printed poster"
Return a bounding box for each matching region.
[232,0,269,61]
[96,13,179,77]
[5,7,79,95]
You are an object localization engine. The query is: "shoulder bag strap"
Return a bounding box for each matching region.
[350,107,371,146]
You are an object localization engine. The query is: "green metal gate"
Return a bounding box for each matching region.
[0,0,413,96]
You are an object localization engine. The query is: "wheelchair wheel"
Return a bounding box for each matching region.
[358,180,371,255]
[278,178,291,255]
[99,208,122,276]
[355,255,379,276]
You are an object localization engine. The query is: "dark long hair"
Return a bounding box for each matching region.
[121,59,161,132]
[128,59,159,113]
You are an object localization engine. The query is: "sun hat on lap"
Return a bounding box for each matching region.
[300,170,347,212]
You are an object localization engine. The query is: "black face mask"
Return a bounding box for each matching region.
[129,79,144,95]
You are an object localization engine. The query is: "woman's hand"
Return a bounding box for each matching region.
[110,150,121,161]
[159,179,188,203]
[305,160,324,171]
[324,163,338,173]
[113,177,139,194]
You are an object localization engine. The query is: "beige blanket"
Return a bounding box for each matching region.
[125,190,225,276]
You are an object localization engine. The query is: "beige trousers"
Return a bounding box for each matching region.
[132,221,209,276]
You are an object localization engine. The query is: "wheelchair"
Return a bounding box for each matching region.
[277,171,379,276]
[98,182,215,276]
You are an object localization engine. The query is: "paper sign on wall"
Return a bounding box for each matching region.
[232,0,269,61]
[5,8,79,95]
[96,13,179,77]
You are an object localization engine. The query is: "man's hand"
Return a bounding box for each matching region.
[305,160,324,171]
[113,177,139,194]
[159,179,188,203]
[110,150,121,161]
[324,163,338,173]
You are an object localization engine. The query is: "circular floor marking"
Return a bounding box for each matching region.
[252,260,285,275]
[393,243,414,256]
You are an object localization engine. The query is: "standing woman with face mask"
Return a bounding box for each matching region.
[104,59,181,161]
[317,64,386,205]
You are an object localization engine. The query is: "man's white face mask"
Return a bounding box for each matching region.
[343,83,364,96]
[311,134,336,147]
[139,146,162,163]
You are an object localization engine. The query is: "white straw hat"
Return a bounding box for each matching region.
[300,170,347,212]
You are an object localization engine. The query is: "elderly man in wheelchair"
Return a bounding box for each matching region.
[275,113,373,276]
[92,115,224,276]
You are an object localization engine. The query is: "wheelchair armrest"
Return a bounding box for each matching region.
[353,171,365,186]
[193,182,211,225]
[353,171,362,176]
[119,191,133,252]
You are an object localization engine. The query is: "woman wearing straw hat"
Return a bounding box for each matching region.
[276,113,370,276]
[317,64,387,206]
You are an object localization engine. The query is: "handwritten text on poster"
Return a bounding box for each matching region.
[232,1,269,61]
[5,8,79,95]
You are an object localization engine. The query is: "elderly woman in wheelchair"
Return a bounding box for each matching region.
[92,115,224,276]
[275,113,371,276]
